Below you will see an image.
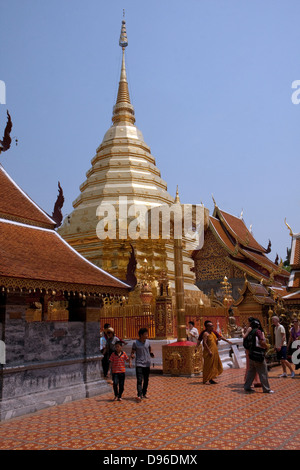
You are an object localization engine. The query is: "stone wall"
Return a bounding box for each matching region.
[0,319,109,421]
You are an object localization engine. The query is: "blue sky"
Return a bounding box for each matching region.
[1,0,300,262]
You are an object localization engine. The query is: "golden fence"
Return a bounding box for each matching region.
[100,303,235,340]
[99,314,155,340]
[100,303,155,339]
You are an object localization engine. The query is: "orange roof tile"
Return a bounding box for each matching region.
[229,258,280,284]
[0,219,129,292]
[271,286,289,298]
[240,248,290,279]
[217,208,267,253]
[290,235,300,268]
[247,281,270,296]
[282,290,300,301]
[234,280,276,306]
[209,216,243,257]
[0,164,55,229]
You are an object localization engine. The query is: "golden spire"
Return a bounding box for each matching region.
[112,14,135,125]
[175,185,180,203]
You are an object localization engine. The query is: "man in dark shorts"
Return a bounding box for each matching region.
[272,316,295,378]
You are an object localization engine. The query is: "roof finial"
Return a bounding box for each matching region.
[112,14,135,125]
[119,12,128,49]
[175,185,180,203]
[284,218,293,237]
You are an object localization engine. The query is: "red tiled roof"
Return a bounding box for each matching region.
[229,258,280,284]
[0,164,55,229]
[0,219,129,292]
[234,279,276,306]
[246,281,270,296]
[240,248,290,279]
[198,205,289,286]
[209,216,243,257]
[290,235,300,268]
[216,208,267,253]
[282,290,300,301]
[288,270,300,289]
[271,286,289,298]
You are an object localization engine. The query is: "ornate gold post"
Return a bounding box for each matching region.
[221,275,234,337]
[155,271,173,339]
[162,187,202,376]
[173,236,186,342]
[268,307,274,345]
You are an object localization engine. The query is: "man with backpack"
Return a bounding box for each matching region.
[243,319,274,394]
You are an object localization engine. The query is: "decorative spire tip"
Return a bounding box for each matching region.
[119,12,128,48]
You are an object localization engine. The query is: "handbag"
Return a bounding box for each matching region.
[249,347,265,363]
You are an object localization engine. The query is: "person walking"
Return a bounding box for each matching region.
[100,323,111,378]
[131,328,154,402]
[108,341,132,401]
[197,320,232,385]
[272,316,295,378]
[242,317,264,388]
[102,328,120,379]
[244,319,274,394]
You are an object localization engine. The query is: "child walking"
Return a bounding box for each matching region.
[131,328,155,402]
[108,341,132,401]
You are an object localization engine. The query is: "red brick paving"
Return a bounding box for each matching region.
[0,367,299,450]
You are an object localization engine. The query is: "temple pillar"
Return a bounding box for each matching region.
[155,296,173,339]
[154,271,173,339]
[162,237,202,376]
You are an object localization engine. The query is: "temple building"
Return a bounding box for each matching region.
[0,163,129,420]
[192,200,290,302]
[281,224,300,312]
[58,19,209,312]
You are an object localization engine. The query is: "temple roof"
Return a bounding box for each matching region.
[0,165,130,295]
[209,216,242,256]
[193,203,290,286]
[213,206,267,253]
[0,219,129,293]
[234,280,276,306]
[284,225,300,291]
[290,233,300,268]
[282,290,300,301]
[0,164,55,229]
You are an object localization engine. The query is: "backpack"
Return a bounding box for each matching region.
[243,330,255,350]
[246,328,265,363]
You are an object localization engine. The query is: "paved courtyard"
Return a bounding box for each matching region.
[0,366,299,451]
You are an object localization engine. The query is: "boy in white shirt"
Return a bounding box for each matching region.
[272,316,295,378]
[186,321,199,343]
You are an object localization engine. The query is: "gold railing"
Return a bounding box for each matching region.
[100,304,155,339]
[100,303,234,340]
[99,314,155,340]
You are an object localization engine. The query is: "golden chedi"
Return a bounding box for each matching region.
[58,18,209,315]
